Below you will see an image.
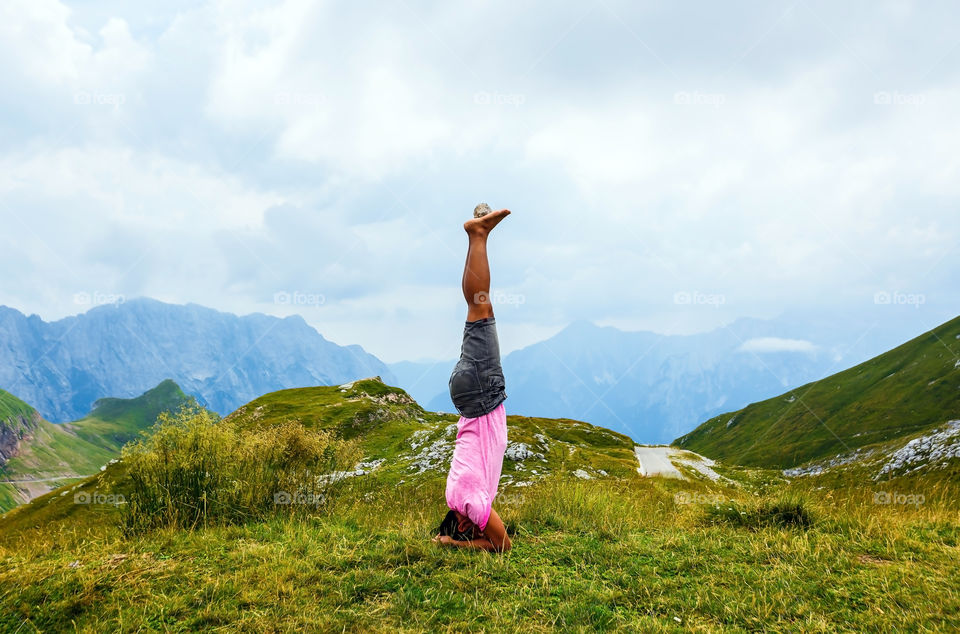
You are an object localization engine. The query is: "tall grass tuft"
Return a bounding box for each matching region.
[120,405,360,533]
[702,493,814,530]
[506,477,659,539]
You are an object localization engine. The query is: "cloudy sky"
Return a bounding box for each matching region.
[1,0,957,362]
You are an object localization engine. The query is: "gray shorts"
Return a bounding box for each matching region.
[448,317,508,418]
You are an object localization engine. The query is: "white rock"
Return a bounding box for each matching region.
[409,438,454,473]
[409,429,431,450]
[874,421,960,479]
[473,203,493,218]
[784,447,875,477]
[318,458,385,484]
[504,442,545,462]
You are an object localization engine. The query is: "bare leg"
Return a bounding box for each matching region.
[462,209,511,322]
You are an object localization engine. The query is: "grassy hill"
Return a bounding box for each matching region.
[0,390,42,510]
[674,315,960,469]
[1,379,958,631]
[0,378,640,537]
[65,379,193,455]
[0,380,191,512]
[222,378,640,485]
[0,389,36,422]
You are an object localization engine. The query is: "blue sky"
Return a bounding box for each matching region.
[0,0,958,362]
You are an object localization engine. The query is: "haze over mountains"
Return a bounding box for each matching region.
[676,315,960,471]
[392,314,928,443]
[0,297,943,444]
[0,299,394,422]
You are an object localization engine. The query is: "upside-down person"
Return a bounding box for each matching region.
[432,204,512,553]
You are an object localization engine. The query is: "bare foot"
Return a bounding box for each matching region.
[464,209,511,236]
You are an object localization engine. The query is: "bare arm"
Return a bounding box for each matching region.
[434,535,500,552]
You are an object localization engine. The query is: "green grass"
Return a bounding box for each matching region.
[0,381,192,513]
[0,473,957,632]
[0,389,35,422]
[675,314,960,468]
[66,379,193,453]
[223,379,642,485]
[1,379,957,631]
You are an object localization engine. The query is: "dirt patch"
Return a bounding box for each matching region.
[856,554,891,566]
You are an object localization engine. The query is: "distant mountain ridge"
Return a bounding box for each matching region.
[0,298,395,421]
[675,314,960,470]
[393,314,913,443]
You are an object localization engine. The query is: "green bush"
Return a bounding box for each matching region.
[120,405,360,533]
[702,493,814,530]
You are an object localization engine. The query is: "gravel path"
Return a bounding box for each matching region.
[633,445,724,481]
[634,446,684,478]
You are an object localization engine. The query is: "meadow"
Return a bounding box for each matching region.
[1,467,957,632]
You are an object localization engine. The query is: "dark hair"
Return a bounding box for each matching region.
[437,509,478,542]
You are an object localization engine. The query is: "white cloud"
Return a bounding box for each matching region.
[0,0,958,360]
[739,337,817,354]
[0,0,149,87]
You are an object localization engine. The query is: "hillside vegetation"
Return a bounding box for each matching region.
[0,380,191,512]
[675,315,960,469]
[1,379,957,631]
[0,389,35,422]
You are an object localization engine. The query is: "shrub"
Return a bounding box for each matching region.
[120,405,360,533]
[702,494,814,530]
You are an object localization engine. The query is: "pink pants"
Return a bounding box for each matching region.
[444,403,508,530]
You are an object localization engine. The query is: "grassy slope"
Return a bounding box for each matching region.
[0,380,957,631]
[0,390,43,511]
[675,315,960,469]
[0,380,639,538]
[0,380,191,513]
[65,379,192,454]
[1,466,958,631]
[0,389,35,421]
[223,379,641,486]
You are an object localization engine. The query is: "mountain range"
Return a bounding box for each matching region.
[675,315,960,473]
[392,313,919,443]
[0,298,394,422]
[0,298,942,445]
